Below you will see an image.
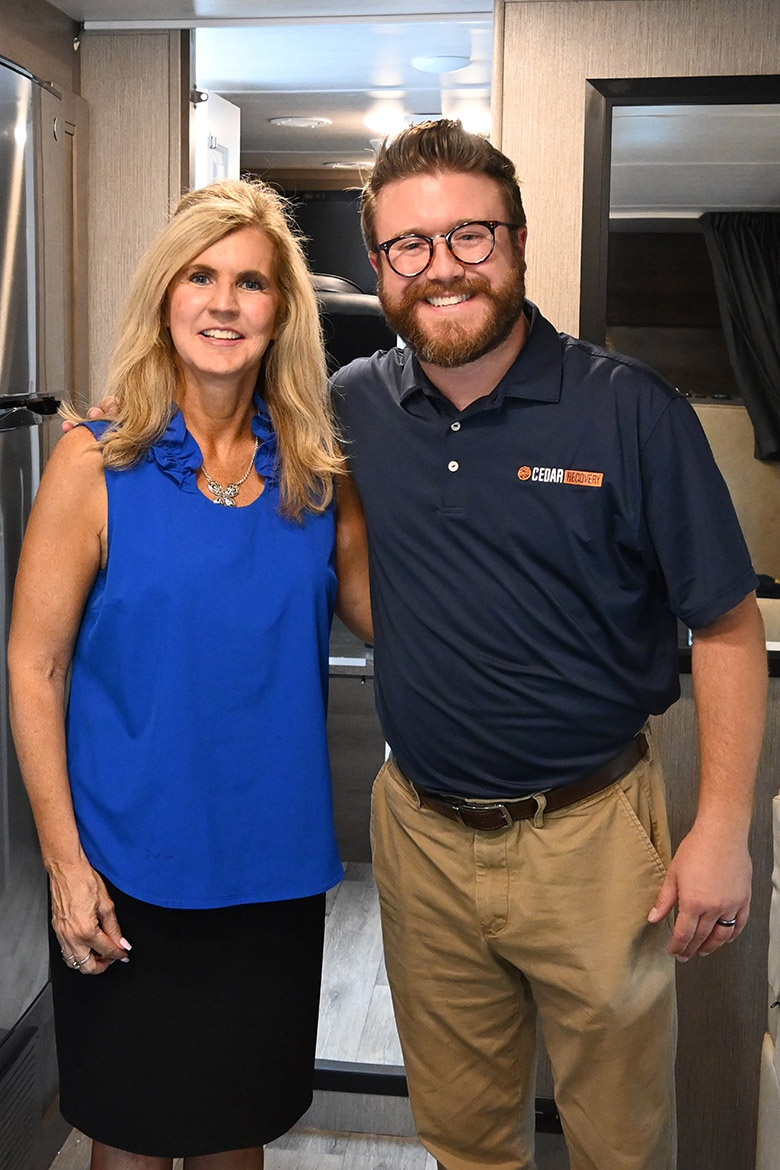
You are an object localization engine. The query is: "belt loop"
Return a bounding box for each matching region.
[640,726,651,762]
[531,791,547,828]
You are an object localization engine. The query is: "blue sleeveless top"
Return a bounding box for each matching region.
[66,401,343,909]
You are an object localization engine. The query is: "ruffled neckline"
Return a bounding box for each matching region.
[147,391,278,493]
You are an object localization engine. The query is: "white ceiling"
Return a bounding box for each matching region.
[46,0,780,209]
[58,0,492,24]
[194,20,492,171]
[611,104,780,217]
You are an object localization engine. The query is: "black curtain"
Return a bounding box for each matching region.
[700,212,780,460]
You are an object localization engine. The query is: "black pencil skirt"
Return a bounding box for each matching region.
[49,877,326,1157]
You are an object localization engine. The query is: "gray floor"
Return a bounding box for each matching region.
[319,862,402,1065]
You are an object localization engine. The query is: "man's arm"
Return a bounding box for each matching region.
[335,472,373,644]
[648,591,767,959]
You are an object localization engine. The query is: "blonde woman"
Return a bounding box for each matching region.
[8,180,370,1170]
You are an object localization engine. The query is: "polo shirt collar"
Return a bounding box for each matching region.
[398,300,564,412]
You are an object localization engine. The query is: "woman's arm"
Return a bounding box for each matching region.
[335,473,373,644]
[8,429,130,974]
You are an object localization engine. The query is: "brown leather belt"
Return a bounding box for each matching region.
[411,733,648,832]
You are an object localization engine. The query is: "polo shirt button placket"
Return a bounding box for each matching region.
[442,415,466,510]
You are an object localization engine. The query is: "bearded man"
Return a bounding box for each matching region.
[332,120,766,1170]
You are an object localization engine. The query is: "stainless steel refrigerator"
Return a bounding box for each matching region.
[0,55,66,1170]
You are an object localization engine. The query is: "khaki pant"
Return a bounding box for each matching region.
[370,745,677,1170]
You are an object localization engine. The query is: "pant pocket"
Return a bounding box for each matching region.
[615,765,670,878]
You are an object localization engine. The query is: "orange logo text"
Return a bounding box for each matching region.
[517,466,604,487]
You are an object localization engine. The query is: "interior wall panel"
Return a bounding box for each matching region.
[80,31,188,400]
[498,0,780,334]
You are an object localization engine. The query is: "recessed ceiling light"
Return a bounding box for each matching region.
[323,161,360,169]
[268,116,332,129]
[411,56,471,74]
[364,107,407,136]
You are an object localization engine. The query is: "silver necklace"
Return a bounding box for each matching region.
[200,436,260,506]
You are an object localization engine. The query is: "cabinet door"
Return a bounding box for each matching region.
[37,84,89,418]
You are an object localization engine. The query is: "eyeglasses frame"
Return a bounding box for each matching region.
[376,220,520,278]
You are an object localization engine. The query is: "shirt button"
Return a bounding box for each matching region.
[448,460,459,472]
[450,421,461,431]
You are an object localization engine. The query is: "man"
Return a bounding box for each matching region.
[331,120,766,1170]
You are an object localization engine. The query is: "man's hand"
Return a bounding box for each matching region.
[648,822,751,960]
[61,395,119,433]
[648,593,766,961]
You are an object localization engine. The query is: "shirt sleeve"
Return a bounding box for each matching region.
[640,394,758,629]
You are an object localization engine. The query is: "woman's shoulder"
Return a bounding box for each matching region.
[38,426,106,504]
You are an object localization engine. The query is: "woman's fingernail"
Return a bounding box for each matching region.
[120,957,130,963]
[120,938,132,951]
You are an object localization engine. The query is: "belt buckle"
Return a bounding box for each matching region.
[456,801,514,830]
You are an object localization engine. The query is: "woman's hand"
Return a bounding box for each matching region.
[49,859,131,975]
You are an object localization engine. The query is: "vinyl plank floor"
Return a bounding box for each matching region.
[316,864,387,1062]
[356,982,404,1066]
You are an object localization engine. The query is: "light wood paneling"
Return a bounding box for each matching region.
[651,675,780,1170]
[0,0,79,93]
[694,404,780,578]
[498,0,780,334]
[37,85,89,409]
[79,31,190,400]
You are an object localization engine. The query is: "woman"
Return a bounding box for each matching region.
[8,179,370,1169]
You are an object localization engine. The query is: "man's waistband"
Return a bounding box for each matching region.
[409,733,648,831]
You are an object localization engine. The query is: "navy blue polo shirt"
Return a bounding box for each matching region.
[332,302,757,798]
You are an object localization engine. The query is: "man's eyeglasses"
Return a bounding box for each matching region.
[376,221,518,278]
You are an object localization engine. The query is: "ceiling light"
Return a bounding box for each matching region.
[411,56,471,74]
[456,108,492,136]
[364,107,407,137]
[323,161,361,169]
[268,116,332,129]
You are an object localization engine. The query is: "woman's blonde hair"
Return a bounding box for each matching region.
[80,179,341,519]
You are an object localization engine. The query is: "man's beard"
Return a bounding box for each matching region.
[377,255,526,369]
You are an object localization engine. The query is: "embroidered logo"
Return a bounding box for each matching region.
[517,466,604,486]
[564,469,603,487]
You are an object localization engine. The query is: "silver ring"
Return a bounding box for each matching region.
[716,917,738,928]
[73,952,92,967]
[63,953,77,964]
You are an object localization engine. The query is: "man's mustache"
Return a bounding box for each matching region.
[395,275,492,306]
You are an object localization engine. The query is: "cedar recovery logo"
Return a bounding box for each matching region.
[517,465,604,487]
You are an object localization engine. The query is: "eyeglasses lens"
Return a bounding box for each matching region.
[387,223,495,276]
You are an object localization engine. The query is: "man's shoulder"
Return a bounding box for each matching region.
[331,346,407,394]
[563,332,679,392]
[558,331,690,417]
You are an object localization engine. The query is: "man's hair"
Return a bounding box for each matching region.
[72,179,341,519]
[360,119,526,251]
